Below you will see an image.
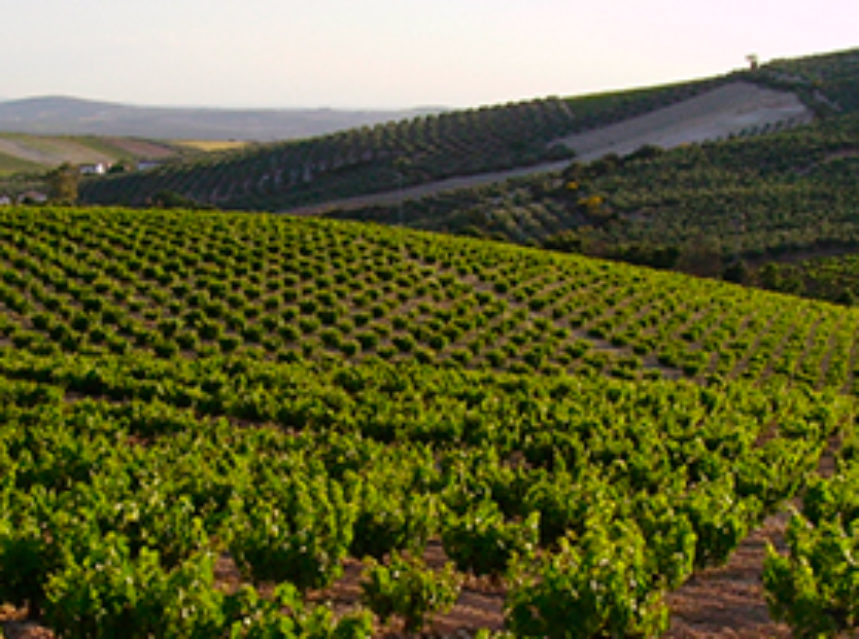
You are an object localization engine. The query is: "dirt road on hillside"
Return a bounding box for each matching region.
[286,81,812,216]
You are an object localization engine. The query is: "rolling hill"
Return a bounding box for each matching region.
[0,204,857,636]
[0,132,185,176]
[78,77,726,209]
[0,95,444,141]
[77,47,857,214]
[330,112,859,270]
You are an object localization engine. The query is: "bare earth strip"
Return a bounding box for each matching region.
[664,513,791,638]
[286,81,812,216]
[285,158,573,215]
[552,81,811,159]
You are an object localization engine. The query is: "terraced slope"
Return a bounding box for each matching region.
[1,206,856,638]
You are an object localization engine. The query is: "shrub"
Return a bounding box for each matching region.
[219,335,241,352]
[361,552,460,632]
[505,523,670,638]
[441,501,538,576]
[356,331,379,350]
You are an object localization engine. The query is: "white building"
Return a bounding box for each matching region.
[79,163,108,175]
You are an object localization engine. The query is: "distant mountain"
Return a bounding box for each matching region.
[0,96,445,141]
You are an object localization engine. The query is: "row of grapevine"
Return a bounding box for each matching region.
[1,205,858,635]
[764,427,859,635]
[0,347,850,635]
[4,207,859,395]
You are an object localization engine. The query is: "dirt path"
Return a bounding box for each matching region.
[285,158,574,215]
[285,81,812,216]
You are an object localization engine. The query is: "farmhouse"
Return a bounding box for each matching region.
[79,163,108,175]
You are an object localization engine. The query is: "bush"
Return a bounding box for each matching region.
[356,331,379,350]
[44,536,225,639]
[153,338,179,358]
[219,335,241,353]
[225,583,373,638]
[229,476,356,591]
[441,500,538,576]
[764,498,859,636]
[361,552,460,632]
[505,523,669,638]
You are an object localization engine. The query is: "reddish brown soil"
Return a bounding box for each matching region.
[315,523,794,637]
[0,605,53,639]
[0,517,809,637]
[664,513,791,639]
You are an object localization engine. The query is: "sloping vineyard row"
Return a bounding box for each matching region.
[1,205,857,636]
[3,207,859,395]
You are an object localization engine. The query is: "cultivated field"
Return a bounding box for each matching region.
[3,46,858,639]
[0,134,179,174]
[0,206,856,637]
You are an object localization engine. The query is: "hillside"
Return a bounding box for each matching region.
[0,96,443,141]
[0,205,857,636]
[78,77,725,209]
[0,132,184,176]
[76,46,857,214]
[752,46,859,113]
[331,112,859,275]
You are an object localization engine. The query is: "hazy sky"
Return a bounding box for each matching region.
[2,0,856,109]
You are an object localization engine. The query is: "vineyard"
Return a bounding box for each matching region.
[0,205,857,637]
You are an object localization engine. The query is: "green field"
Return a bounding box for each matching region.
[0,132,185,174]
[2,41,858,639]
[1,205,857,636]
[0,150,42,175]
